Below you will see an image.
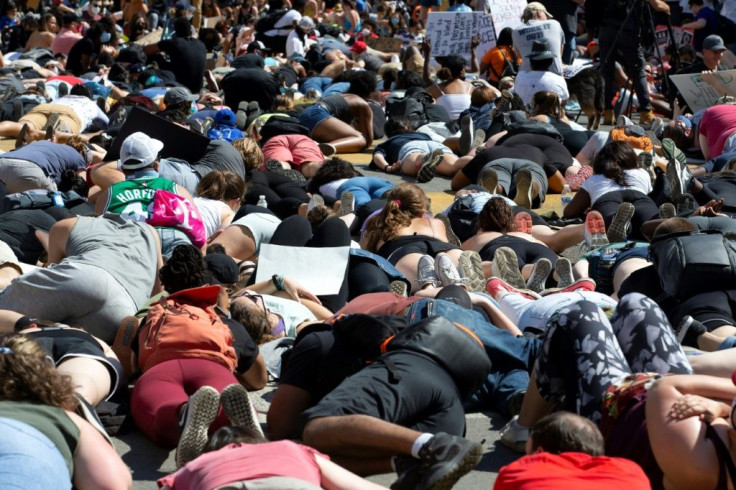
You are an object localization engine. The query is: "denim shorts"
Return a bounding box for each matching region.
[298,104,331,134]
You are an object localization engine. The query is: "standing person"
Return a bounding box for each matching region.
[512,2,565,75]
[144,18,207,93]
[543,0,581,64]
[681,0,717,52]
[599,0,670,126]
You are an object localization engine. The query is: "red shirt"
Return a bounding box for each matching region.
[699,104,736,158]
[494,452,651,490]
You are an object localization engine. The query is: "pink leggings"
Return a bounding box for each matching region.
[131,358,239,448]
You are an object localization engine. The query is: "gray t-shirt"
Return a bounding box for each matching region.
[512,19,565,75]
[66,214,159,308]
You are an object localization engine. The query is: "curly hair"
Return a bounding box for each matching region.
[363,183,428,252]
[478,196,515,232]
[592,141,636,187]
[232,137,264,172]
[347,70,378,98]
[196,170,246,202]
[0,334,78,411]
[159,245,211,293]
[307,157,360,194]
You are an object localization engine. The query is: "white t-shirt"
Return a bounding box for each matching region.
[285,29,315,58]
[512,70,569,108]
[581,169,652,204]
[194,197,231,238]
[54,95,109,131]
[512,19,565,75]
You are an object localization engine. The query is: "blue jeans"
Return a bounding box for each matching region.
[0,417,71,489]
[405,297,541,414]
[562,31,576,65]
[300,76,332,95]
[156,227,192,260]
[337,177,394,207]
[322,82,350,96]
[704,150,736,173]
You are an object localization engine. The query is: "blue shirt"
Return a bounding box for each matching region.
[6,140,85,184]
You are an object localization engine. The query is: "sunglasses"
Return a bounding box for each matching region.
[233,290,268,316]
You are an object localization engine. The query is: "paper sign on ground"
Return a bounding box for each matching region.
[255,244,350,296]
[426,12,496,61]
[670,69,736,113]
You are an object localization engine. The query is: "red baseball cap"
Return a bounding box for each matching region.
[350,40,367,53]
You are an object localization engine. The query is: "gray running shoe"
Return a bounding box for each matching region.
[526,258,552,293]
[491,247,526,289]
[176,386,220,468]
[607,202,634,243]
[513,169,533,209]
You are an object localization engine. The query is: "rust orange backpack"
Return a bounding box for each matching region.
[138,285,237,373]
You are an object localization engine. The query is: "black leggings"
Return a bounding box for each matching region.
[245,171,308,220]
[593,190,659,241]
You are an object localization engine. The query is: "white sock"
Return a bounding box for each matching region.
[410,433,434,458]
[513,419,527,430]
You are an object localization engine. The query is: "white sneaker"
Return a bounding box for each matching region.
[500,415,529,454]
[417,254,439,288]
[435,252,464,287]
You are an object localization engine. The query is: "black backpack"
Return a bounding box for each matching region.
[258,114,309,145]
[488,47,519,81]
[386,93,429,130]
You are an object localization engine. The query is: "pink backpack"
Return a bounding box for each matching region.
[147,189,206,248]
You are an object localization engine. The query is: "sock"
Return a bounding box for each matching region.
[512,418,527,430]
[410,433,434,458]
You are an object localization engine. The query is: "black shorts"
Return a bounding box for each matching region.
[24,327,122,399]
[378,235,461,265]
[674,290,736,344]
[298,351,465,437]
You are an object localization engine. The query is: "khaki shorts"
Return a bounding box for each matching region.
[19,103,83,134]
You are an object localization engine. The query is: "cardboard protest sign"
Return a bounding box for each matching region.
[133,28,164,46]
[486,0,524,34]
[670,69,736,113]
[365,36,403,53]
[426,12,496,60]
[203,16,222,28]
[105,107,210,163]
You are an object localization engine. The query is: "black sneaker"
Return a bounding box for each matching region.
[458,115,474,156]
[607,202,634,243]
[391,455,422,490]
[675,193,697,215]
[414,433,483,490]
[676,315,707,346]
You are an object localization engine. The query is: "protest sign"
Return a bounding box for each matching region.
[486,0,524,34]
[670,69,736,113]
[365,36,403,52]
[426,12,496,60]
[655,25,694,51]
[133,28,163,46]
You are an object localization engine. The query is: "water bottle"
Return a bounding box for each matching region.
[51,191,64,207]
[257,195,268,209]
[561,184,573,214]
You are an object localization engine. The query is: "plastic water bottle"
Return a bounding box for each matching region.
[257,195,268,209]
[51,191,64,207]
[561,184,573,214]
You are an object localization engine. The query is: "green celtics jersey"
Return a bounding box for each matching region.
[105,177,176,222]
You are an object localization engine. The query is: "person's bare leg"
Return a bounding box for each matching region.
[689,348,736,377]
[517,368,555,427]
[329,456,394,476]
[303,414,417,459]
[436,155,474,178]
[612,257,649,298]
[57,357,112,406]
[395,253,424,293]
[547,171,566,193]
[0,120,41,139]
[697,325,736,352]
[209,225,258,262]
[311,118,366,153]
[531,224,584,253]
[0,308,24,333]
[572,259,588,279]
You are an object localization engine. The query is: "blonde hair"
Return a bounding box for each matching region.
[231,137,264,171]
[271,94,295,111]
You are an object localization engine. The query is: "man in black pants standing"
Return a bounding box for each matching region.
[599,0,670,126]
[144,18,207,93]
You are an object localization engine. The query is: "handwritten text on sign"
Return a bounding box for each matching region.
[670,69,736,113]
[426,12,497,60]
[487,0,524,34]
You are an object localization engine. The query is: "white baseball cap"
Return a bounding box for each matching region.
[119,132,164,170]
